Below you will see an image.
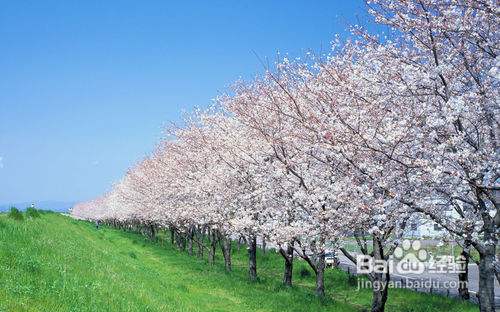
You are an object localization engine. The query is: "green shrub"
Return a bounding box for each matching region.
[299,267,311,278]
[26,207,41,218]
[128,252,137,259]
[347,273,358,286]
[8,207,24,221]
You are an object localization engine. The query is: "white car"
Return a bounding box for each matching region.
[325,252,339,268]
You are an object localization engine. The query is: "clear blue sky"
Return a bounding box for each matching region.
[0,0,378,203]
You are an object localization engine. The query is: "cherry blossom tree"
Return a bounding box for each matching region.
[71,1,498,310]
[361,1,499,310]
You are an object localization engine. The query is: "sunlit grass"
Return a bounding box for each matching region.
[0,212,477,311]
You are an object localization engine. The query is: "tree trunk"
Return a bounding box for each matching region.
[170,227,175,245]
[458,247,470,300]
[298,243,325,297]
[220,235,232,271]
[209,229,217,265]
[196,227,204,258]
[176,231,186,251]
[494,260,500,286]
[371,236,389,312]
[477,246,496,312]
[238,236,246,251]
[176,233,181,249]
[370,271,389,312]
[476,190,497,312]
[248,236,257,281]
[149,224,156,241]
[280,243,294,287]
[187,227,194,256]
[262,236,266,254]
[315,250,325,297]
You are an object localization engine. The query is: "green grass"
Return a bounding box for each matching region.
[25,208,41,219]
[0,213,477,312]
[7,207,24,221]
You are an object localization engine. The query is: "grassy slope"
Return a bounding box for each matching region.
[0,212,477,312]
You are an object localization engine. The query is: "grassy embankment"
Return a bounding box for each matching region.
[0,211,477,311]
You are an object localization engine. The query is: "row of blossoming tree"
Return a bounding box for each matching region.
[71,1,499,311]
